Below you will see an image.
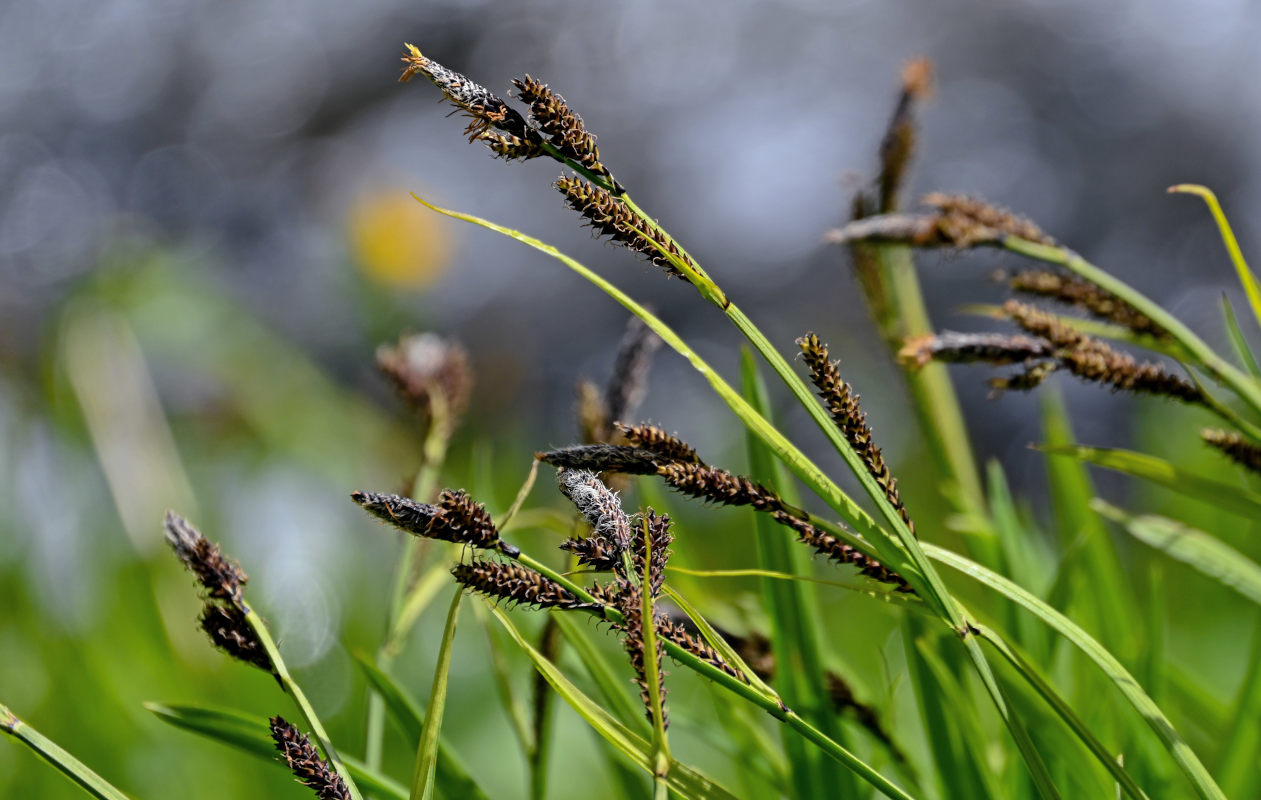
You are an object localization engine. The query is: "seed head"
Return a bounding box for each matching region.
[350,490,517,555]
[269,716,351,800]
[877,58,933,213]
[556,176,695,283]
[537,444,662,475]
[614,584,668,727]
[557,469,632,553]
[200,604,272,674]
[658,461,787,513]
[899,332,1055,368]
[1202,429,1261,475]
[798,334,915,537]
[829,193,1054,249]
[376,333,472,427]
[164,511,247,606]
[1002,269,1166,339]
[513,75,617,187]
[452,560,593,610]
[772,512,912,592]
[614,422,702,465]
[605,317,662,428]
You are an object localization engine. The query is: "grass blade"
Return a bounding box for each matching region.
[1093,501,1261,605]
[350,653,489,800]
[411,587,463,800]
[924,543,1226,800]
[1041,443,1261,518]
[1,704,132,800]
[1220,294,1261,379]
[1169,184,1261,331]
[1215,617,1261,798]
[144,703,406,800]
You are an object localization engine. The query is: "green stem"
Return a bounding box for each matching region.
[243,604,364,800]
[1,704,132,800]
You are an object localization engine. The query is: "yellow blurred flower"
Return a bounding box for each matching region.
[348,188,450,289]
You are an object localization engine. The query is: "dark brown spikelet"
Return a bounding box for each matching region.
[605,317,662,427]
[829,193,1054,249]
[560,535,621,572]
[615,585,668,727]
[537,444,662,475]
[164,511,247,606]
[798,334,915,538]
[655,616,746,682]
[1202,429,1261,474]
[512,75,617,187]
[658,461,787,513]
[614,423,702,465]
[773,512,912,592]
[375,333,473,426]
[557,469,632,553]
[899,332,1055,368]
[825,672,905,763]
[1003,301,1204,403]
[452,560,593,610]
[269,716,352,800]
[1003,269,1166,339]
[633,510,674,598]
[200,604,272,674]
[877,58,933,213]
[399,45,538,150]
[350,490,517,556]
[718,629,776,683]
[556,176,694,283]
[989,361,1061,394]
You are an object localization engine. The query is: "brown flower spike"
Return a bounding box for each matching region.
[200,604,272,674]
[350,489,519,556]
[1002,268,1166,339]
[798,333,915,538]
[164,511,247,606]
[452,560,594,610]
[270,716,352,800]
[1202,429,1261,475]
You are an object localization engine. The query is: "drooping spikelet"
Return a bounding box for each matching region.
[269,716,352,800]
[200,604,272,674]
[512,75,617,188]
[829,193,1054,249]
[899,331,1055,368]
[452,560,594,610]
[375,333,473,428]
[654,616,745,682]
[1002,301,1203,403]
[614,584,668,728]
[350,489,518,556]
[798,333,915,538]
[656,462,787,512]
[164,511,247,606]
[537,444,662,475]
[772,512,912,592]
[604,317,662,428]
[1202,429,1261,474]
[614,422,702,465]
[1002,269,1166,339]
[556,176,695,283]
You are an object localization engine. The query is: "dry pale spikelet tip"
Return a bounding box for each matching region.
[452,560,593,610]
[555,176,694,283]
[164,511,247,606]
[605,317,662,426]
[557,469,632,552]
[200,604,273,674]
[269,716,352,800]
[798,333,914,537]
[512,75,616,184]
[350,490,517,555]
[615,585,668,727]
[537,444,662,475]
[1004,269,1165,339]
[398,44,540,157]
[898,331,1055,368]
[877,57,934,213]
[772,511,912,592]
[1201,429,1261,474]
[1002,300,1203,403]
[614,422,702,465]
[376,333,473,424]
[658,461,787,513]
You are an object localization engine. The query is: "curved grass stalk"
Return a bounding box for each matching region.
[1168,185,1261,330]
[924,542,1225,800]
